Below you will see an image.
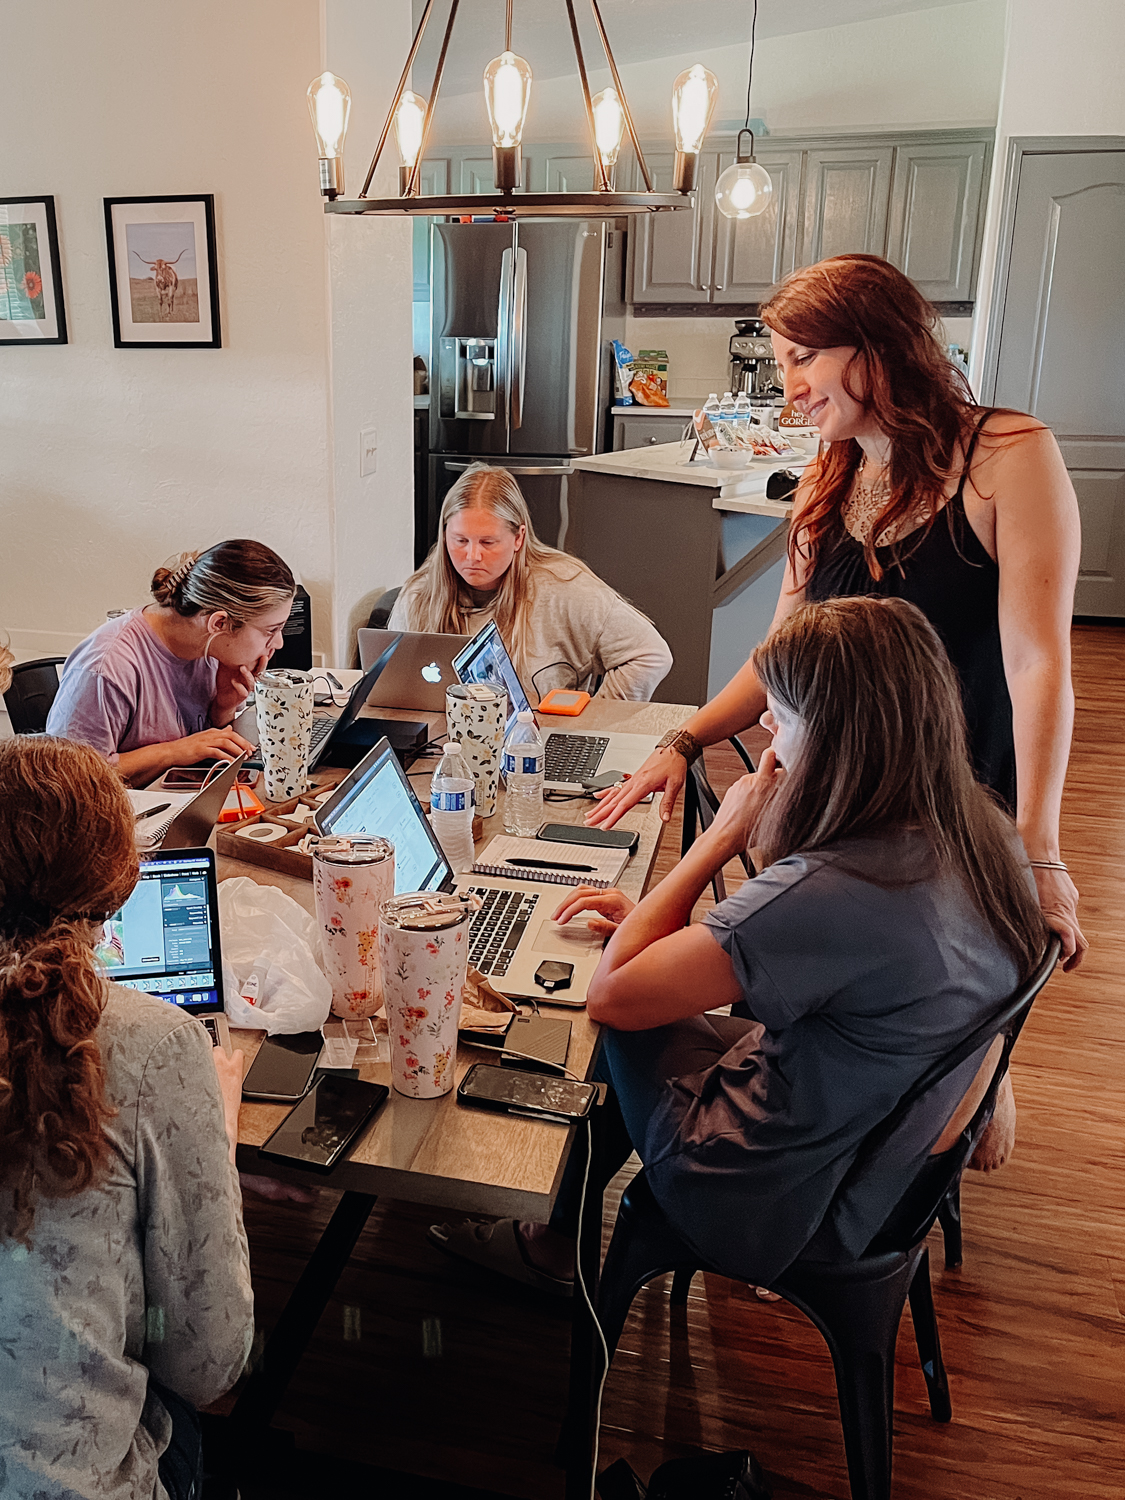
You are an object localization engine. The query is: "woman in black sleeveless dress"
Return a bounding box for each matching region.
[590,255,1085,991]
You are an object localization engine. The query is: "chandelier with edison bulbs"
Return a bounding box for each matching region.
[306,0,724,219]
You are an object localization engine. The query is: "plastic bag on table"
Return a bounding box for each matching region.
[218,876,332,1034]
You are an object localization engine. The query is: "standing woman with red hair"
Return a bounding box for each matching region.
[589,254,1084,1165]
[0,732,253,1499]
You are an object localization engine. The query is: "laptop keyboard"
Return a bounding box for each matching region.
[465,886,540,979]
[309,716,335,754]
[544,734,608,783]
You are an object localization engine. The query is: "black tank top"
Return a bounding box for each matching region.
[805,411,1015,811]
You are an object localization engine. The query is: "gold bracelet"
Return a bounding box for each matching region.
[656,728,703,765]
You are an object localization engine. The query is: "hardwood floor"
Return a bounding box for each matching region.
[223,623,1125,1499]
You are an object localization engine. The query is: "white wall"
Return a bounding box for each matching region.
[0,0,414,668]
[430,0,1005,144]
[970,0,1125,384]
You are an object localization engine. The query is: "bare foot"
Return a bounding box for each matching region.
[968,1072,1016,1172]
[517,1221,576,1280]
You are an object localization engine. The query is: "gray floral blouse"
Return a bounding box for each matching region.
[0,984,254,1498]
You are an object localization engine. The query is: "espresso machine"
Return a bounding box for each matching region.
[729,319,784,414]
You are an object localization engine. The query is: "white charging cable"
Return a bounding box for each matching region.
[574,1115,610,1500]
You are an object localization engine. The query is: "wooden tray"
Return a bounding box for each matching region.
[215,789,324,880]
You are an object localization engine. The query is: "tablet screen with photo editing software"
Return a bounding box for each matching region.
[95,849,223,1013]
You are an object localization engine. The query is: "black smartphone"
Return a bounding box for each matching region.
[538,822,640,854]
[242,1031,324,1102]
[260,1075,388,1172]
[162,764,257,789]
[457,1062,597,1122]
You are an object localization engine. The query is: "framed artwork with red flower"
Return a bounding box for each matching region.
[0,196,67,345]
[104,194,221,348]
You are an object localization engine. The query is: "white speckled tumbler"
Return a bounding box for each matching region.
[379,892,471,1098]
[313,837,396,1019]
[254,667,314,801]
[446,683,506,817]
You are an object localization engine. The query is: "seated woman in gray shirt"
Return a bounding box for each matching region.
[431,597,1047,1293]
[0,733,253,1500]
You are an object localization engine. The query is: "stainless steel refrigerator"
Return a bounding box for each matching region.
[426,218,625,555]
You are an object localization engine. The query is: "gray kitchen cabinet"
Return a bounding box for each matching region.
[712,148,803,304]
[885,137,991,302]
[413,156,450,302]
[801,144,894,262]
[626,151,715,304]
[612,412,693,450]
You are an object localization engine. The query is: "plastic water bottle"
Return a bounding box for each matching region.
[502,711,545,837]
[430,742,476,873]
[733,391,754,448]
[717,391,737,447]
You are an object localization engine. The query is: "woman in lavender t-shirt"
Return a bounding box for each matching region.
[47,539,295,785]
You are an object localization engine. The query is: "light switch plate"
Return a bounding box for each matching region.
[360,426,378,476]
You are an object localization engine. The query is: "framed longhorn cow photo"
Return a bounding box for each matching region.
[104,195,221,348]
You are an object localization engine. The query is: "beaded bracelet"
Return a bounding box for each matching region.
[1028,859,1068,871]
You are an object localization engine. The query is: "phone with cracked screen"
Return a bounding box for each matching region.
[241,1030,324,1102]
[457,1062,597,1122]
[260,1075,389,1172]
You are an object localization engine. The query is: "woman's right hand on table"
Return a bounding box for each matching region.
[173,727,257,765]
[585,746,687,829]
[553,886,636,937]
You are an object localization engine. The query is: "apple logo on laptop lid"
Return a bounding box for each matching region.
[422,662,442,683]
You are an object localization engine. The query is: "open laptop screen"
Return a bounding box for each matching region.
[316,739,453,896]
[453,621,531,737]
[95,849,222,1013]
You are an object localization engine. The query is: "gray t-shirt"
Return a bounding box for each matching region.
[46,610,217,764]
[642,831,1019,1284]
[0,986,253,1499]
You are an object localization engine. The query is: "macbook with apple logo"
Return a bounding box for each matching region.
[357,628,473,712]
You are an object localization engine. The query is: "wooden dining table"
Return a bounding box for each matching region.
[214,694,694,1497]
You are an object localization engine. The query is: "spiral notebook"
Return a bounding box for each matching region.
[472,835,631,889]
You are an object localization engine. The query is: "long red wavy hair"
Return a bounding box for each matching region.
[761,254,989,581]
[0,738,139,1243]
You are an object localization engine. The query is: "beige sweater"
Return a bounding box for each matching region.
[390,566,673,702]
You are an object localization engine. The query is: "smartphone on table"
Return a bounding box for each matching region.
[260,1076,389,1172]
[242,1031,324,1102]
[457,1062,597,1123]
[538,822,640,854]
[161,763,258,789]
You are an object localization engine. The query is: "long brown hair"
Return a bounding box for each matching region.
[395,465,596,683]
[0,738,140,1243]
[761,254,1004,581]
[752,597,1047,978]
[151,538,295,627]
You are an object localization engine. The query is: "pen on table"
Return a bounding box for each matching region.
[504,857,596,873]
[326,672,343,691]
[135,803,171,823]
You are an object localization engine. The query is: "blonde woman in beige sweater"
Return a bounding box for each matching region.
[388,465,672,702]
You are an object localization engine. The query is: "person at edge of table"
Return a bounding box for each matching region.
[46,538,296,786]
[429,596,1049,1298]
[388,462,673,702]
[587,252,1085,1171]
[0,731,253,1500]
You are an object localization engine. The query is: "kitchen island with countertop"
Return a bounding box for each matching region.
[567,443,811,707]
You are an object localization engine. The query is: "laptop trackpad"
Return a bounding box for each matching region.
[531,917,603,956]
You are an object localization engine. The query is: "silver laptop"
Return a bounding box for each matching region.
[314,739,609,1006]
[160,754,249,849]
[357,628,472,712]
[452,621,660,792]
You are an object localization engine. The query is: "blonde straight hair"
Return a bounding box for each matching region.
[398,465,595,680]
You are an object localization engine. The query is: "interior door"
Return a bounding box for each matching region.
[989,144,1125,616]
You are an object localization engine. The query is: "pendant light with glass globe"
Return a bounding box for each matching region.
[715,0,773,221]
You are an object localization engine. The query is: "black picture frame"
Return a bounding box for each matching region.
[104,194,221,348]
[0,195,67,346]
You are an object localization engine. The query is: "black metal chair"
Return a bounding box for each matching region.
[365,587,401,631]
[594,938,1060,1500]
[3,656,66,734]
[680,740,757,902]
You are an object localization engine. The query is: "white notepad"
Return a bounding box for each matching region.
[472,835,631,889]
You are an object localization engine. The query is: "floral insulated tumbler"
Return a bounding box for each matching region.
[313,837,396,1019]
[379,891,471,1097]
[445,683,506,817]
[254,667,314,801]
